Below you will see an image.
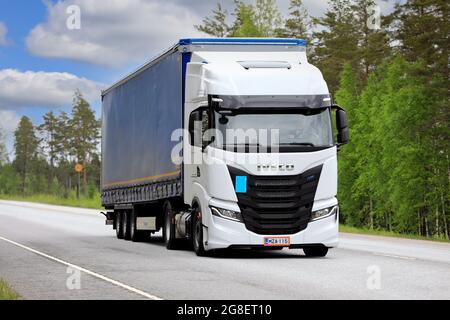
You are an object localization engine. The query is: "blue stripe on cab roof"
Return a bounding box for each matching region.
[179,38,307,46]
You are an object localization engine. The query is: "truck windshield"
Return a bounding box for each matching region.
[212,108,333,150]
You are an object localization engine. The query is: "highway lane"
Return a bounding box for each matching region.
[0,200,449,300]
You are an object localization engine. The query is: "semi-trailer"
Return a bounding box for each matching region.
[101,38,349,256]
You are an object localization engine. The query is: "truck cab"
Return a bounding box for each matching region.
[180,39,349,256]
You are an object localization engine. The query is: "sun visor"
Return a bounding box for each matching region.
[212,95,332,110]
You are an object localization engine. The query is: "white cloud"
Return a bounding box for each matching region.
[0,69,104,109]
[0,110,20,158]
[0,110,20,135]
[25,0,399,67]
[26,0,205,67]
[0,22,8,46]
[283,0,396,17]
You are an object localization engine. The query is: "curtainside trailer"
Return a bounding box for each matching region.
[101,38,349,256]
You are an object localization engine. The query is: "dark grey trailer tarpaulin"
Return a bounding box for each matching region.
[101,51,183,207]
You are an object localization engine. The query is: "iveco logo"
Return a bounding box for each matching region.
[257,164,295,172]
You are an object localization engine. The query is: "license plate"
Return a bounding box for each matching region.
[264,237,291,247]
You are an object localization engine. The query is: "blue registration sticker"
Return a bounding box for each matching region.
[235,176,247,193]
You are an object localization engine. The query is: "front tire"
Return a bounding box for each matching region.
[303,246,328,257]
[192,207,206,256]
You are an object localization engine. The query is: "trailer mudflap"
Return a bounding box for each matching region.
[103,211,115,226]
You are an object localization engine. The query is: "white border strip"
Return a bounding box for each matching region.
[0,235,163,300]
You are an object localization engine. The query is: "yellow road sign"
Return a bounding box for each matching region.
[75,164,84,173]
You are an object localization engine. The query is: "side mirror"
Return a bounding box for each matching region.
[336,108,349,145]
[189,110,202,147]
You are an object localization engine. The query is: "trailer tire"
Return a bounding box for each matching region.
[163,201,177,250]
[123,210,131,240]
[115,211,124,239]
[192,207,207,257]
[130,210,150,242]
[303,246,328,257]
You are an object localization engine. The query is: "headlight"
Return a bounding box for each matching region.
[210,206,243,223]
[311,206,338,222]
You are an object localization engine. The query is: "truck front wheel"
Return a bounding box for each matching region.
[303,246,329,257]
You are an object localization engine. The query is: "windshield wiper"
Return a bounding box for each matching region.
[223,143,263,148]
[278,142,316,147]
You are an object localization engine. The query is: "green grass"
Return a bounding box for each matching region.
[340,224,450,243]
[0,193,102,209]
[0,280,20,300]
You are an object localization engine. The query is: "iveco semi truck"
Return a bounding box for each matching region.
[101,38,349,257]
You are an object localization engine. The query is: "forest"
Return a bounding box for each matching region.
[0,91,101,204]
[0,0,448,239]
[196,0,449,238]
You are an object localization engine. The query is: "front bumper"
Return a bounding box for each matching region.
[204,198,339,251]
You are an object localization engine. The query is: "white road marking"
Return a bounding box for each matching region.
[373,252,417,260]
[0,235,163,300]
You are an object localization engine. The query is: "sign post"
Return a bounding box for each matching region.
[74,164,84,200]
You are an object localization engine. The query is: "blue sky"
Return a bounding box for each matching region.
[0,0,204,156]
[0,1,121,128]
[0,0,397,156]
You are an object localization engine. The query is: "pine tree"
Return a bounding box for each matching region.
[276,0,311,42]
[38,111,59,188]
[352,0,391,83]
[0,125,8,165]
[13,116,39,194]
[56,111,71,163]
[198,1,283,38]
[53,111,73,196]
[68,91,100,192]
[231,2,263,37]
[312,0,360,94]
[254,0,283,37]
[195,3,230,37]
[390,0,449,79]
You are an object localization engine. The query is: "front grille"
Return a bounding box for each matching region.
[228,165,323,235]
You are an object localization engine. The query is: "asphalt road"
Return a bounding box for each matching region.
[0,200,449,300]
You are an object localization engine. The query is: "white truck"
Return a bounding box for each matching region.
[101,38,349,257]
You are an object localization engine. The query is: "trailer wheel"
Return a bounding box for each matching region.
[130,210,150,242]
[115,211,124,239]
[163,201,177,250]
[123,210,131,240]
[303,246,329,257]
[192,207,206,257]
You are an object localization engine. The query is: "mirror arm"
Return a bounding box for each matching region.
[331,104,344,111]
